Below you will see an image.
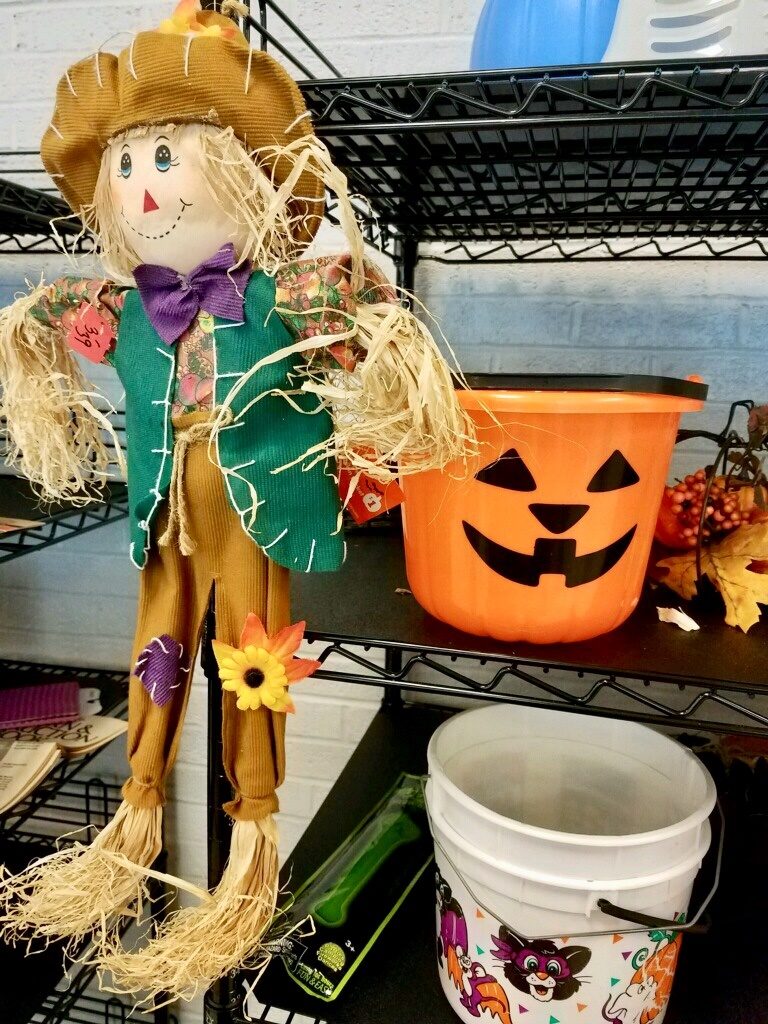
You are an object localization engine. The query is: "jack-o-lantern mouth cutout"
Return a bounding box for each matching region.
[464,448,640,588]
[464,522,638,588]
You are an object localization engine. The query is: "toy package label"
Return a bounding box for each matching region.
[266,773,432,1001]
[338,466,404,524]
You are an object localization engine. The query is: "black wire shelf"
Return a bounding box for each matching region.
[302,57,768,261]
[17,887,173,1024]
[3,800,172,1024]
[0,173,85,255]
[292,531,768,738]
[1,778,124,847]
[0,661,157,1024]
[32,993,178,1024]
[0,477,129,563]
[0,657,128,837]
[2,49,768,261]
[304,640,768,738]
[420,234,768,263]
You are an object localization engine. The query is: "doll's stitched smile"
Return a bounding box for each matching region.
[120,198,193,240]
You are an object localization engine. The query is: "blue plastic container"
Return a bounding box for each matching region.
[470,0,620,70]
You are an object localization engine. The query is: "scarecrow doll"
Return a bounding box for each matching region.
[0,0,471,1003]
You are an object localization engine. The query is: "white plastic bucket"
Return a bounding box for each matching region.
[426,706,716,1024]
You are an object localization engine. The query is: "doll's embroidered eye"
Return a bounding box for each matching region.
[119,152,132,178]
[155,144,173,172]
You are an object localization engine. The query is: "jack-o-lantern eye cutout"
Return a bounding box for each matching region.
[476,448,536,491]
[587,450,640,492]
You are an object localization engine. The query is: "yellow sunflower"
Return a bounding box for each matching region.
[212,613,321,713]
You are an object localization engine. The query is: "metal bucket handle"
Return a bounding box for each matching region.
[423,775,724,942]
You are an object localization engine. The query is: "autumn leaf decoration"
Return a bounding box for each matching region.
[656,401,768,633]
[658,522,768,633]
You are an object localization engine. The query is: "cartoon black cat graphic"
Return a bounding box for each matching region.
[492,925,591,1003]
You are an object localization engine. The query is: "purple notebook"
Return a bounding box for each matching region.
[0,681,81,729]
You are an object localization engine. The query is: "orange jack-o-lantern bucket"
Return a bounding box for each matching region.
[401,374,707,644]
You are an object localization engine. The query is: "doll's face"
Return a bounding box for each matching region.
[108,125,247,275]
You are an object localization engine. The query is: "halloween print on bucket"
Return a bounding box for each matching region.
[433,850,689,1024]
[437,868,470,991]
[460,961,514,1024]
[492,926,592,1004]
[436,868,514,1023]
[603,932,682,1024]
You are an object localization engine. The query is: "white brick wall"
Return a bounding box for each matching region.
[0,2,766,1021]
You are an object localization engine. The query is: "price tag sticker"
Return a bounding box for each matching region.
[65,302,115,363]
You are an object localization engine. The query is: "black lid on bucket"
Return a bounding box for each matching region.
[460,374,708,401]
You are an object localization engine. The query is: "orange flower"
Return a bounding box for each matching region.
[158,0,237,38]
[212,614,321,713]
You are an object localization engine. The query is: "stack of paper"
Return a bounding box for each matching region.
[0,741,62,815]
[0,716,127,815]
[0,516,41,534]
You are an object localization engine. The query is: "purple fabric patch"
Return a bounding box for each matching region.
[134,635,185,707]
[134,243,251,345]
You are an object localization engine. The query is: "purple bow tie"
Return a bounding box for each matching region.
[134,243,251,345]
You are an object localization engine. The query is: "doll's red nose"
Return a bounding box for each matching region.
[143,189,159,213]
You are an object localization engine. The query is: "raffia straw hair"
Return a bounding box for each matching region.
[198,125,311,273]
[32,123,472,500]
[213,134,476,483]
[0,281,125,504]
[99,815,279,1007]
[0,802,161,950]
[78,123,309,282]
[220,0,250,16]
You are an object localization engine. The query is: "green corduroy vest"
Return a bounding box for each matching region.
[113,271,344,574]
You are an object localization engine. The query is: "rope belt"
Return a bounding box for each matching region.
[158,409,233,557]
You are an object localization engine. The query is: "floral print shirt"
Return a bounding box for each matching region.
[30,255,396,417]
[275,253,396,372]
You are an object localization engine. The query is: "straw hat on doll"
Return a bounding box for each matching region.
[41,0,323,246]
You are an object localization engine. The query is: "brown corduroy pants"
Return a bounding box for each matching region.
[121,412,289,823]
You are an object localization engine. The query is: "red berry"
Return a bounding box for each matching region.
[656,467,754,548]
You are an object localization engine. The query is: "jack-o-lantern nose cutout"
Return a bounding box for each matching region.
[476,448,536,491]
[529,503,588,534]
[588,450,639,492]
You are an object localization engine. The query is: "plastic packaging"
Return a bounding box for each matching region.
[401,374,706,644]
[264,774,432,1002]
[604,0,768,62]
[470,0,620,70]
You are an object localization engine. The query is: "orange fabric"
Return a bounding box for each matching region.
[122,414,290,821]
